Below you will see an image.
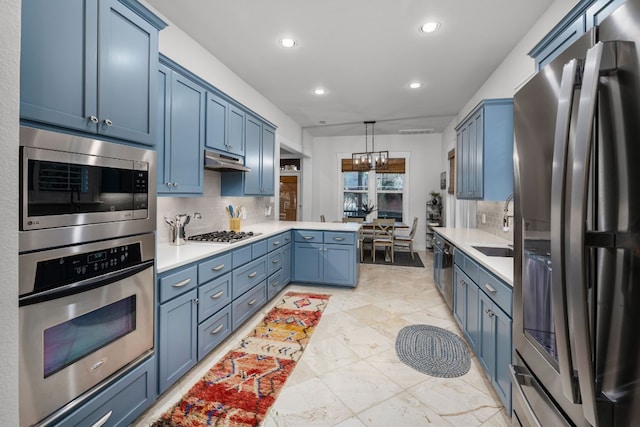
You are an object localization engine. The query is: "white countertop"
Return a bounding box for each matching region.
[433,227,513,286]
[157,221,360,273]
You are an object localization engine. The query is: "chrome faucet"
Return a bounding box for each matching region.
[503,194,514,230]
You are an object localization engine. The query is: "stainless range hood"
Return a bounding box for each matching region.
[204,150,250,172]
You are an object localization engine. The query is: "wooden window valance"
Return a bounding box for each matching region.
[341,158,405,173]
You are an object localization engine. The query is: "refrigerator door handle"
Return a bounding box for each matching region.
[550,58,581,404]
[567,40,619,427]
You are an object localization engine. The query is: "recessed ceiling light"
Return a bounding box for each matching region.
[280,38,296,48]
[314,88,326,95]
[420,22,440,33]
[409,82,422,89]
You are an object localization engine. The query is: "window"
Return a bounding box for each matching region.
[341,158,406,221]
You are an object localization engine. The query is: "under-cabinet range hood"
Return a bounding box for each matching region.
[204,150,250,172]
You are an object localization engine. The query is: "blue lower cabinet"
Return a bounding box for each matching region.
[293,231,358,287]
[324,244,355,286]
[158,289,197,394]
[54,355,156,426]
[198,304,232,360]
[281,243,292,285]
[293,242,324,283]
[232,282,267,329]
[454,249,512,413]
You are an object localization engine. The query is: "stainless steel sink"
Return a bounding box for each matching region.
[471,245,514,257]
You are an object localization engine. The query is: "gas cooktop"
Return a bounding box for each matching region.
[187,230,260,244]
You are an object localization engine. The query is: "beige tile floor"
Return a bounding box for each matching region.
[134,250,511,426]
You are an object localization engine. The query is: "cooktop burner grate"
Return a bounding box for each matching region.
[187,230,259,243]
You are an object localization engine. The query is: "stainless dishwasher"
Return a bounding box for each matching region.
[435,237,454,310]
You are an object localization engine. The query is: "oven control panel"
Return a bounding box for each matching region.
[33,243,143,293]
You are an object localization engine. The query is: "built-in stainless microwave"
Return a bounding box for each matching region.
[19,126,156,252]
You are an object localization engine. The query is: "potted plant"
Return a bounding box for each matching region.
[430,191,441,205]
[361,203,377,222]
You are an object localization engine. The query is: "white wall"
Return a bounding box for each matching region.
[0,0,20,424]
[440,0,581,227]
[310,133,442,250]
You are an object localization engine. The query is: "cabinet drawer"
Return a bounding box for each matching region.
[198,273,232,323]
[232,256,268,298]
[268,232,288,252]
[455,251,479,284]
[294,230,323,243]
[252,240,267,258]
[198,253,232,284]
[324,231,355,245]
[56,355,156,427]
[198,304,232,360]
[232,281,267,330]
[159,266,197,303]
[268,249,282,275]
[478,268,512,316]
[232,245,252,268]
[267,271,285,300]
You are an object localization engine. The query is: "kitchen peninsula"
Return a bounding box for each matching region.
[155,221,360,394]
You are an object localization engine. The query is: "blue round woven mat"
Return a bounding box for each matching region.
[395,324,470,378]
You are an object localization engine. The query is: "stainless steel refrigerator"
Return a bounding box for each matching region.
[511,1,640,425]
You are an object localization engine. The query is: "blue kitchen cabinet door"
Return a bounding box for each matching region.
[324,243,356,286]
[243,115,263,195]
[227,105,246,157]
[205,91,228,153]
[465,275,480,351]
[433,242,443,291]
[453,266,466,329]
[281,242,292,285]
[493,303,513,412]
[261,125,276,195]
[157,64,171,191]
[158,69,205,195]
[477,291,495,376]
[20,0,159,146]
[158,289,197,394]
[293,242,324,283]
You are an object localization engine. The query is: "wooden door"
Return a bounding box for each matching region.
[279,175,298,221]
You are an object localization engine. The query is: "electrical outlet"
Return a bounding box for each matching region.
[481,214,486,224]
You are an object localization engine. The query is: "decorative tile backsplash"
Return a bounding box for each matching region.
[156,171,275,243]
[476,200,513,242]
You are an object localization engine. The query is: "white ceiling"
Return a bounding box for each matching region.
[146,0,555,137]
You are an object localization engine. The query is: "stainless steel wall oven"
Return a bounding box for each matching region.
[18,127,157,426]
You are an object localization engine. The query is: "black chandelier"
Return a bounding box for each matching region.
[351,121,389,171]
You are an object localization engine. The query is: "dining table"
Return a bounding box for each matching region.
[360,221,408,262]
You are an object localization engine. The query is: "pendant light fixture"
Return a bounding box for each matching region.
[351,121,389,171]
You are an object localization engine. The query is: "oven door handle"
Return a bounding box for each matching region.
[19,260,155,306]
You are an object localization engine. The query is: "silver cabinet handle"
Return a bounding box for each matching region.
[212,264,225,271]
[273,241,280,246]
[211,324,224,334]
[272,259,280,264]
[89,115,99,124]
[211,290,224,299]
[285,236,291,241]
[103,118,113,126]
[484,284,496,294]
[271,281,279,287]
[248,298,257,305]
[248,272,257,278]
[303,236,314,240]
[90,410,113,427]
[333,237,345,241]
[173,278,191,288]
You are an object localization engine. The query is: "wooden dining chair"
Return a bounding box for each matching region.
[372,221,395,263]
[394,217,418,259]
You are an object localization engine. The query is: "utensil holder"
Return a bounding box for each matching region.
[229,218,241,232]
[168,224,186,246]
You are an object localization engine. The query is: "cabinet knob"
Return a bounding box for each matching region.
[172,182,179,187]
[194,298,199,305]
[103,118,113,126]
[89,115,99,124]
[165,182,172,187]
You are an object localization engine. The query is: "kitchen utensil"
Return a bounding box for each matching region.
[228,205,234,218]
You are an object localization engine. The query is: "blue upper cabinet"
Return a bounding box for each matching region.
[455,99,513,201]
[157,61,205,195]
[530,0,625,69]
[221,115,276,197]
[205,93,245,158]
[20,0,165,146]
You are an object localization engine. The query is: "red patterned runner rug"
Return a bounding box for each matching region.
[152,291,331,427]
